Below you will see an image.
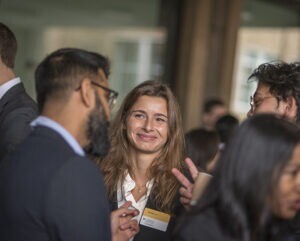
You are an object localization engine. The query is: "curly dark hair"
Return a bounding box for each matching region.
[248,61,300,121]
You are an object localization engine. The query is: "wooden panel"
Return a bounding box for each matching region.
[175,0,243,130]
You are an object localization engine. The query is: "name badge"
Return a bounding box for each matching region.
[140,208,170,232]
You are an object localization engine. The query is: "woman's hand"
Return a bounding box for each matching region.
[172,158,199,209]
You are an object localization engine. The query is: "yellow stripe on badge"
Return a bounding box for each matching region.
[142,208,171,223]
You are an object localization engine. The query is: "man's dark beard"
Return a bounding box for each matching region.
[84,93,110,158]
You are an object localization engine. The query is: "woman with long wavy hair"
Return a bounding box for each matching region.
[175,114,300,241]
[99,80,185,241]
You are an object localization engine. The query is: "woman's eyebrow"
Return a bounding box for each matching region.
[154,113,168,119]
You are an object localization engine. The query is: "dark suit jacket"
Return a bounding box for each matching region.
[0,126,111,241]
[110,189,182,241]
[0,82,38,161]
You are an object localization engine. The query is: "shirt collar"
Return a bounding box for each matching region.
[31,116,85,156]
[0,77,21,100]
[122,172,154,199]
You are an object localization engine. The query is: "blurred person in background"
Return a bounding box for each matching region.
[175,114,300,241]
[215,114,239,151]
[0,22,38,161]
[201,97,227,130]
[185,128,220,173]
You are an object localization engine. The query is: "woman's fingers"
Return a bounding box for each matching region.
[185,157,199,181]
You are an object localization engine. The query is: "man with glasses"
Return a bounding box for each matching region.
[0,48,139,241]
[247,62,300,123]
[79,52,118,158]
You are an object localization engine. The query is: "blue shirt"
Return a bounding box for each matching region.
[31,116,85,156]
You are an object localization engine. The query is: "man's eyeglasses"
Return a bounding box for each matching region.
[249,95,277,111]
[91,81,119,109]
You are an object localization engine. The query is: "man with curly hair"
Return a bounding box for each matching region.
[247,62,300,123]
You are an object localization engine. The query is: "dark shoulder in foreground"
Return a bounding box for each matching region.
[174,206,232,241]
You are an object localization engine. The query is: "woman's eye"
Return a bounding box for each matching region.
[134,113,145,119]
[156,118,166,122]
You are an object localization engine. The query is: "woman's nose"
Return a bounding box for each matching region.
[143,118,153,131]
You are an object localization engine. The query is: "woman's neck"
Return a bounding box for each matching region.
[127,151,157,202]
[130,151,157,184]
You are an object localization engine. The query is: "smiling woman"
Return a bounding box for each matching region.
[126,96,168,156]
[98,80,185,241]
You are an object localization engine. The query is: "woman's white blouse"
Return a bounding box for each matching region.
[117,173,154,223]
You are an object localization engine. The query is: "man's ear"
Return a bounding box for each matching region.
[284,96,297,121]
[79,78,94,108]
